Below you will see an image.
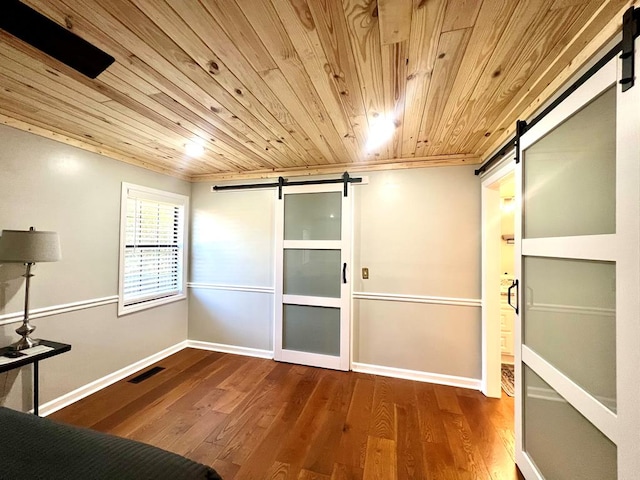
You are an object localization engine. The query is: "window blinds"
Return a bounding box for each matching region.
[123,195,183,306]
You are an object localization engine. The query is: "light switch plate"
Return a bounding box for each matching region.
[362,267,369,279]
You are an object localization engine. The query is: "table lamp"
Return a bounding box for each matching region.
[0,227,61,350]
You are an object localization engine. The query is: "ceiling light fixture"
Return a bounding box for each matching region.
[366,115,396,152]
[501,197,515,213]
[185,139,205,157]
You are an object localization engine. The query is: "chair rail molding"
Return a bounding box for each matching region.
[0,295,119,326]
[187,282,274,294]
[353,291,481,307]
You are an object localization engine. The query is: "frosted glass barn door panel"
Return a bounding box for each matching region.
[515,47,640,480]
[283,305,340,356]
[523,366,617,480]
[275,184,351,371]
[283,249,341,298]
[523,257,616,411]
[284,192,342,240]
[523,87,616,239]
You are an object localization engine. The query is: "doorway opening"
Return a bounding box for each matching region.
[481,157,515,398]
[498,174,515,396]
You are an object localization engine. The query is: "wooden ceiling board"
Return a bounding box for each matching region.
[400,0,446,157]
[93,0,308,169]
[476,0,630,156]
[455,2,589,153]
[423,0,518,156]
[0,62,174,163]
[20,0,274,173]
[433,0,556,155]
[341,0,388,159]
[88,0,308,171]
[378,0,413,45]
[0,37,200,173]
[441,0,483,32]
[133,0,324,167]
[308,0,369,152]
[414,26,473,157]
[196,1,278,75]
[234,0,356,164]
[0,0,630,180]
[381,40,408,158]
[271,0,362,161]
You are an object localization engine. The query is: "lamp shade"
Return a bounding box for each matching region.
[0,228,61,263]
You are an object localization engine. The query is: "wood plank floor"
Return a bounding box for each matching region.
[50,349,523,480]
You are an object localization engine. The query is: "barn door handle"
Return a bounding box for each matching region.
[507,279,519,314]
[342,263,347,284]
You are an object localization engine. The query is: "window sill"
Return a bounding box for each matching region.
[117,293,186,317]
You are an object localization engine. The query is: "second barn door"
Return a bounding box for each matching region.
[274,183,351,371]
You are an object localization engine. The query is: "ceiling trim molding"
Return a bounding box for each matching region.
[0,113,192,181]
[189,154,481,182]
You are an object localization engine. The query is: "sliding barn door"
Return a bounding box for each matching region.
[514,44,640,479]
[274,184,351,371]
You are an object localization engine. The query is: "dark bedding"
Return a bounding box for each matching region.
[0,407,222,480]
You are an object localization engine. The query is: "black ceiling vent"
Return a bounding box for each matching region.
[0,0,114,79]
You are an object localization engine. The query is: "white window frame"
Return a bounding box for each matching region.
[118,183,189,316]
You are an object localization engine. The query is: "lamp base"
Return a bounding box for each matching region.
[11,336,40,351]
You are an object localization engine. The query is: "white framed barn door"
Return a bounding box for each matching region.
[274,183,351,371]
[514,39,640,479]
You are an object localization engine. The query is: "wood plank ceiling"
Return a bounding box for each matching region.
[0,0,630,181]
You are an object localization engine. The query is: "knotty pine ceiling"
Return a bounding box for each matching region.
[0,0,630,181]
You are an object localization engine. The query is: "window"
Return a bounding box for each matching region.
[118,183,189,315]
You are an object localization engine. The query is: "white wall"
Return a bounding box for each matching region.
[189,166,482,381]
[188,187,274,351]
[0,125,190,412]
[353,167,481,379]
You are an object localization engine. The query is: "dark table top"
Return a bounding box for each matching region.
[0,340,71,373]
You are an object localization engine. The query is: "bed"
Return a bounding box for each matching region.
[0,407,222,480]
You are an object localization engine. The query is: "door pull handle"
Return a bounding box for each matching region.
[507,279,519,314]
[342,263,347,284]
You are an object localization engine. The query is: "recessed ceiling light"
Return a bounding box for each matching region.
[366,115,396,151]
[185,139,205,157]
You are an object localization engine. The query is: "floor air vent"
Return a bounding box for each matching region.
[128,367,165,384]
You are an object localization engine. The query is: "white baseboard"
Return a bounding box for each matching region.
[38,343,478,416]
[352,362,481,390]
[186,340,273,360]
[39,341,188,417]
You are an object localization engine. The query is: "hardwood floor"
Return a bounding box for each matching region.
[50,349,522,480]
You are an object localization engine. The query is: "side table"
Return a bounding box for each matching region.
[0,340,71,415]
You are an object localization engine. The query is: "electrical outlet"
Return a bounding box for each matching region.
[362,267,369,279]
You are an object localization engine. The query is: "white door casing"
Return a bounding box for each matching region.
[481,157,516,398]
